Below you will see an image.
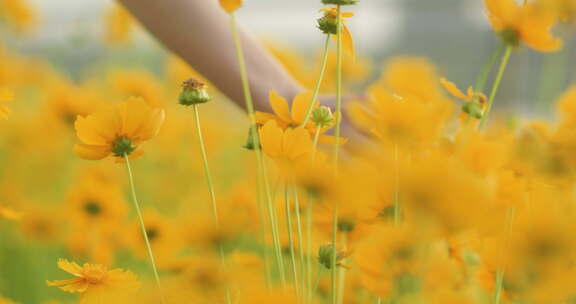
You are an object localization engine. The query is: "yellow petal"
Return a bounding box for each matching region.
[343,25,355,59]
[57,259,84,276]
[260,120,283,159]
[283,127,312,161]
[74,144,111,160]
[255,111,277,125]
[0,88,14,102]
[318,135,348,146]
[47,278,89,293]
[291,91,316,126]
[219,0,242,13]
[138,108,165,140]
[269,91,292,123]
[440,78,468,100]
[119,97,153,139]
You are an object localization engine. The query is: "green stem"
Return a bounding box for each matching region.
[229,13,286,286]
[285,185,300,299]
[123,154,167,304]
[312,263,323,299]
[474,45,504,97]
[306,126,322,303]
[301,34,331,127]
[331,5,343,304]
[479,45,513,129]
[192,105,232,304]
[192,104,220,224]
[292,187,306,298]
[336,234,348,304]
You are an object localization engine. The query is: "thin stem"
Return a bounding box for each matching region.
[229,12,286,286]
[331,5,343,304]
[312,126,322,161]
[306,126,322,304]
[479,45,513,129]
[192,104,220,224]
[336,234,348,304]
[191,105,232,304]
[312,263,324,299]
[301,34,332,127]
[474,45,504,97]
[123,154,167,304]
[292,187,306,299]
[285,185,300,299]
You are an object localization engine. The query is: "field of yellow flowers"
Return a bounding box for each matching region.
[1,0,576,303]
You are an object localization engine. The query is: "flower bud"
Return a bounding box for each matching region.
[318,244,350,270]
[243,126,261,151]
[179,78,211,106]
[321,0,358,5]
[317,15,338,35]
[312,106,334,128]
[462,101,484,119]
[111,136,136,157]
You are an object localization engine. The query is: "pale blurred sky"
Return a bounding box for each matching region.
[20,0,491,54]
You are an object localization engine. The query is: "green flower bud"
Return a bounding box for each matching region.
[500,28,520,48]
[462,101,484,119]
[243,126,261,151]
[317,16,338,35]
[179,78,211,106]
[322,0,358,5]
[337,217,355,233]
[318,244,349,270]
[111,136,136,157]
[312,106,334,128]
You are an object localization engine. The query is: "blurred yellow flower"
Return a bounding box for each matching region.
[104,4,136,45]
[485,0,563,52]
[259,120,313,162]
[73,97,165,161]
[0,88,14,119]
[0,0,37,34]
[0,204,21,220]
[46,259,139,304]
[219,0,242,13]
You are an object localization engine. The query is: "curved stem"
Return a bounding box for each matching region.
[479,45,513,129]
[292,187,306,298]
[123,154,167,304]
[229,12,286,286]
[301,34,332,127]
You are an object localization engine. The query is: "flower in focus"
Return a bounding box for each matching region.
[485,0,563,52]
[73,97,165,161]
[318,7,355,57]
[0,88,14,119]
[219,0,242,13]
[440,78,487,121]
[46,259,139,304]
[259,120,313,163]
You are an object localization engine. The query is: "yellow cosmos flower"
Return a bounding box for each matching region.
[219,0,242,13]
[485,0,563,52]
[73,97,165,161]
[47,259,139,304]
[256,91,344,145]
[0,88,14,119]
[320,7,355,58]
[259,120,313,162]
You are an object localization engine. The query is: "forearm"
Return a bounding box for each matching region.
[118,0,302,112]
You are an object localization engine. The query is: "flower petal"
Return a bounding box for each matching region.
[74,144,111,160]
[260,120,283,159]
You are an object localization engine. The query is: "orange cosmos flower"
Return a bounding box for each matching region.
[47,259,139,304]
[73,97,165,161]
[0,88,14,119]
[219,0,242,13]
[485,0,563,52]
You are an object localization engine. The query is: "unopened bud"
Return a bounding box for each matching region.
[462,101,484,119]
[312,106,334,128]
[317,15,338,35]
[179,78,211,106]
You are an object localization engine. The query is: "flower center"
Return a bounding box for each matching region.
[111,136,136,157]
[84,201,102,216]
